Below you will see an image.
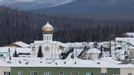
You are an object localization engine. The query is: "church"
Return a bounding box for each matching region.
[30,22,65,60]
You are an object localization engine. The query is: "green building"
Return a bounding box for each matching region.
[10,67,121,75]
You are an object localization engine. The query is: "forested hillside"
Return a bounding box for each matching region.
[0,6,134,46]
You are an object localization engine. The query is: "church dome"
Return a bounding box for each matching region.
[42,22,54,34]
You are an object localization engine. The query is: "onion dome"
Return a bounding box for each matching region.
[42,22,54,34]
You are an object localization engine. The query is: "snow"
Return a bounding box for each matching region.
[14,41,30,48]
[0,57,134,68]
[74,48,83,57]
[0,47,9,52]
[126,32,134,37]
[1,36,134,68]
[0,44,133,68]
[116,37,134,43]
[0,47,31,57]
[87,48,101,54]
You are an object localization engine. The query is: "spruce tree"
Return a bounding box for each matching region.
[99,45,103,58]
[37,46,43,58]
[13,50,18,57]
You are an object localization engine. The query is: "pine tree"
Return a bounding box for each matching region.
[37,46,43,58]
[99,45,103,58]
[13,50,18,57]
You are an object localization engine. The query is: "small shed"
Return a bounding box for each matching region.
[86,48,101,60]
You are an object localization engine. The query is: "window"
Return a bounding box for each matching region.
[18,71,23,75]
[113,72,120,75]
[4,72,10,75]
[45,46,50,51]
[59,72,64,75]
[86,72,93,75]
[30,71,37,75]
[113,74,120,75]
[128,73,132,75]
[101,73,107,75]
[44,72,52,75]
[71,72,79,75]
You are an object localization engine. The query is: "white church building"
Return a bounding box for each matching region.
[30,22,66,60]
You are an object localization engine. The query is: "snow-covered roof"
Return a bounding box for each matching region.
[14,41,30,48]
[33,41,68,48]
[34,40,59,44]
[0,57,134,68]
[87,48,101,54]
[116,50,125,54]
[126,32,134,37]
[0,47,31,56]
[34,41,43,44]
[116,44,122,48]
[128,47,134,50]
[0,47,9,52]
[116,37,134,42]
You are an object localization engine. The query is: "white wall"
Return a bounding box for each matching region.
[0,67,11,75]
[101,68,107,73]
[120,68,134,75]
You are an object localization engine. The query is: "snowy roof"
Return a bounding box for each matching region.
[0,47,31,56]
[14,41,30,48]
[33,40,67,47]
[0,47,9,52]
[128,47,134,49]
[116,37,134,42]
[116,44,122,48]
[87,48,101,53]
[34,41,43,43]
[116,50,125,54]
[34,40,59,44]
[126,32,134,37]
[1,57,134,68]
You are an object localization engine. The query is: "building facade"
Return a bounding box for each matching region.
[10,67,123,75]
[0,67,11,75]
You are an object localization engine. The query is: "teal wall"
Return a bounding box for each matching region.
[11,67,101,75]
[0,52,9,57]
[107,68,120,75]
